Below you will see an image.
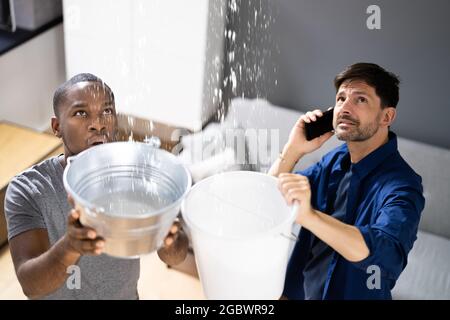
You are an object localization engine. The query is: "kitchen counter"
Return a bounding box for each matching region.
[0,122,62,246]
[0,17,62,56]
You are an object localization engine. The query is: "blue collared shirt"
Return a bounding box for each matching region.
[283,132,425,300]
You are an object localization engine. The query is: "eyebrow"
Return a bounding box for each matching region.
[337,90,371,97]
[69,101,114,109]
[101,101,114,107]
[69,101,88,109]
[353,91,370,96]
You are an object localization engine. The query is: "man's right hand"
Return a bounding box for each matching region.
[65,209,105,256]
[64,204,105,256]
[284,109,334,159]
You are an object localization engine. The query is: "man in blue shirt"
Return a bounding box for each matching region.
[269,63,425,299]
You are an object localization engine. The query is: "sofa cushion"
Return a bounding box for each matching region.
[397,138,450,239]
[392,230,450,299]
[225,98,302,172]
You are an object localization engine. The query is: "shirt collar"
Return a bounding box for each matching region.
[335,131,398,180]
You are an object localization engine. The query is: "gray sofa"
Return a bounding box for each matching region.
[191,98,450,299]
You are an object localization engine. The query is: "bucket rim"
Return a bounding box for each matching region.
[63,141,192,220]
[181,170,296,241]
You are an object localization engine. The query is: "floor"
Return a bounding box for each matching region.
[0,245,205,300]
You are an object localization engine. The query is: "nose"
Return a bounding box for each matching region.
[88,117,106,133]
[337,99,354,116]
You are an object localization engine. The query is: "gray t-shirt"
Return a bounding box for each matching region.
[4,155,140,300]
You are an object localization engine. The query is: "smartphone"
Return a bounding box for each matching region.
[304,108,334,141]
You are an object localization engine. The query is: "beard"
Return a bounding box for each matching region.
[335,113,381,142]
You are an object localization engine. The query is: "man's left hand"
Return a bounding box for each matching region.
[157,220,189,266]
[278,173,317,225]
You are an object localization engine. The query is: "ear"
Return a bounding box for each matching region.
[381,107,396,127]
[51,116,62,138]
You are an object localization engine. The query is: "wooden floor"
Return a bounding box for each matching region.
[0,245,205,300]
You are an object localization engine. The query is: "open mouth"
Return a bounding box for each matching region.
[337,120,357,127]
[89,136,108,146]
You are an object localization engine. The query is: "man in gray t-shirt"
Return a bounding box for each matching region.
[4,73,188,299]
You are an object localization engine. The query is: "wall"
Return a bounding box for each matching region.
[224,0,450,149]
[63,0,227,131]
[0,24,66,131]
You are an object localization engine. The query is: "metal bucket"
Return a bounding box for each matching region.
[63,142,192,258]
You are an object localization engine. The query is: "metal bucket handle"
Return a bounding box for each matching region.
[280,201,300,242]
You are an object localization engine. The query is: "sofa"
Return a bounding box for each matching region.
[180,98,450,299]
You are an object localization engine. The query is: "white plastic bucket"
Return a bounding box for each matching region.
[181,171,296,299]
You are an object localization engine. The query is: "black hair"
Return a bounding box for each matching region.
[53,73,115,117]
[334,63,400,108]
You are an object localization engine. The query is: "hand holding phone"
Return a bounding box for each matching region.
[304,108,334,141]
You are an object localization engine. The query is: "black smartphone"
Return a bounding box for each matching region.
[304,108,334,141]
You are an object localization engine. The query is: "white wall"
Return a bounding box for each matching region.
[63,0,226,131]
[0,25,66,131]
